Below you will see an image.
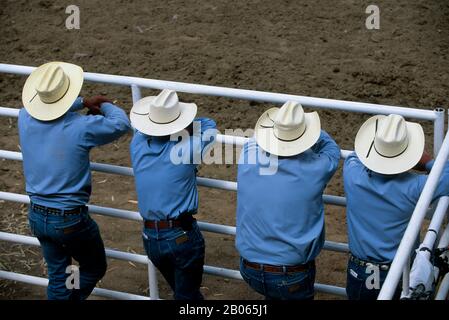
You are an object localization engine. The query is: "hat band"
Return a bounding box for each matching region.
[148,111,181,125]
[273,127,305,142]
[373,141,409,158]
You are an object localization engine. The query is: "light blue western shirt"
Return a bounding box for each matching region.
[18,97,131,209]
[130,118,217,221]
[344,152,449,263]
[236,131,341,265]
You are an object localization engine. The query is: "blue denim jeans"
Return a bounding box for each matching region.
[239,257,316,300]
[142,220,205,300]
[346,259,401,300]
[28,207,107,300]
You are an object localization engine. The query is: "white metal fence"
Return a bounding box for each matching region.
[0,63,447,300]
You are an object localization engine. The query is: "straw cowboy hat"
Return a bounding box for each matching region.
[354,114,425,175]
[254,101,321,157]
[130,89,197,136]
[22,61,84,121]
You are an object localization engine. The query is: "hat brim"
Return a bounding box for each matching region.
[130,96,197,136]
[254,108,321,157]
[22,62,84,121]
[355,115,425,175]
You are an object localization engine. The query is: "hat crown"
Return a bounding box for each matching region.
[374,114,409,157]
[152,89,178,109]
[35,65,70,104]
[275,101,305,128]
[273,101,306,140]
[148,89,181,124]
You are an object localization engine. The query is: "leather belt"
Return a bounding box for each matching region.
[144,212,196,230]
[242,259,313,274]
[349,254,391,271]
[144,220,183,230]
[31,203,86,216]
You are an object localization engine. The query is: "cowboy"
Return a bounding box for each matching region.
[18,61,131,300]
[129,89,216,300]
[236,101,340,300]
[344,114,449,300]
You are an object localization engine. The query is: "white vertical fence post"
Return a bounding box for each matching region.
[434,108,445,157]
[401,255,410,297]
[131,84,142,105]
[147,259,160,300]
[130,84,160,300]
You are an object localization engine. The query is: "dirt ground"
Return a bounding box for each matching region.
[0,0,448,300]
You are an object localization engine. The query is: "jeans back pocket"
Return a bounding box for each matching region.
[53,215,86,235]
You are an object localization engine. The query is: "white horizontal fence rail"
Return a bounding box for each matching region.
[378,130,449,300]
[0,231,151,300]
[0,270,151,300]
[0,63,445,300]
[0,63,441,120]
[0,268,347,300]
[0,105,352,160]
[0,190,347,253]
[0,149,347,207]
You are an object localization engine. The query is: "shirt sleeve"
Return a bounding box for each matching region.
[69,97,84,112]
[343,152,360,168]
[189,117,217,164]
[415,161,449,202]
[82,102,131,148]
[311,130,341,175]
[198,117,217,155]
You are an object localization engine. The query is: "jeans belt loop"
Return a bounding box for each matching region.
[282,266,287,274]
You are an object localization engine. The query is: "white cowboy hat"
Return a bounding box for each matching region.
[254,101,321,157]
[22,61,84,121]
[355,114,425,175]
[130,89,197,136]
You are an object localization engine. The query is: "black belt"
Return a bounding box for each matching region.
[144,212,196,231]
[30,203,87,216]
[350,254,391,271]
